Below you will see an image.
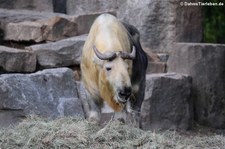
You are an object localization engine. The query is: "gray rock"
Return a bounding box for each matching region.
[26,35,87,68]
[141,73,193,130]
[66,0,117,15]
[0,45,36,72]
[0,0,53,12]
[0,109,25,128]
[146,62,167,74]
[167,43,225,129]
[73,13,113,35]
[0,9,77,42]
[52,0,67,13]
[117,0,202,52]
[176,0,203,43]
[0,68,84,127]
[157,53,169,62]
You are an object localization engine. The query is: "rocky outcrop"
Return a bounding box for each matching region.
[0,0,53,12]
[141,73,193,130]
[0,9,77,42]
[72,12,114,35]
[167,43,225,129]
[26,35,87,68]
[0,68,84,127]
[117,0,202,52]
[66,0,117,15]
[0,45,36,72]
[1,1,223,132]
[146,62,167,74]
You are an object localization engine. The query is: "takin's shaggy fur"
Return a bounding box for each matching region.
[81,14,132,111]
[81,14,147,125]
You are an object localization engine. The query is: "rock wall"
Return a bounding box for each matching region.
[0,68,84,127]
[0,5,171,129]
[0,0,53,12]
[141,73,193,130]
[167,43,225,129]
[0,1,224,131]
[0,0,203,53]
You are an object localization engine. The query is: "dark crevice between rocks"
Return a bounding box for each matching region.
[1,40,46,50]
[53,0,67,14]
[0,108,24,112]
[69,65,81,81]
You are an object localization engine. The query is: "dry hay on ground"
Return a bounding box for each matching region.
[0,116,225,149]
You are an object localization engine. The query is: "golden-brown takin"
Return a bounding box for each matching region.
[80,14,147,127]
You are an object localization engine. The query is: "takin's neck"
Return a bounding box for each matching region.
[99,78,124,112]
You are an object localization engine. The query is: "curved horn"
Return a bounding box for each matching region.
[93,46,117,60]
[121,46,136,60]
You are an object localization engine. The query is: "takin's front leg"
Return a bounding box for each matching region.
[128,79,146,128]
[113,100,140,128]
[121,79,146,128]
[78,82,101,123]
[125,99,140,128]
[88,96,102,123]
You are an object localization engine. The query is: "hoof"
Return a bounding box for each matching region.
[88,111,100,124]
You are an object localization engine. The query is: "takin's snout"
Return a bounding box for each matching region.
[117,86,132,103]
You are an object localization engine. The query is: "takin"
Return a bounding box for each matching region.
[80,14,148,127]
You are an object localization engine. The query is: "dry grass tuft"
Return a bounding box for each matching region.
[0,116,225,149]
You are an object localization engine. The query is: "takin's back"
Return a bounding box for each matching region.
[83,14,131,56]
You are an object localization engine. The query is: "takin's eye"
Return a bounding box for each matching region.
[105,67,112,71]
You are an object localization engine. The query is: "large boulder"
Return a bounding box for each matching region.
[167,43,225,128]
[0,0,53,12]
[117,0,202,52]
[0,9,77,42]
[0,68,84,127]
[140,73,193,130]
[26,35,87,68]
[0,45,36,73]
[146,62,167,74]
[72,13,115,35]
[52,0,67,13]
[66,0,117,15]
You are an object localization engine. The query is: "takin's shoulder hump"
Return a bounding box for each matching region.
[96,13,118,24]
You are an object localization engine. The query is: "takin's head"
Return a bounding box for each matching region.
[93,45,136,104]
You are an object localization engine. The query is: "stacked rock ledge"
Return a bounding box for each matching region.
[0,9,77,42]
[26,34,87,68]
[167,42,225,129]
[0,45,36,72]
[0,68,84,127]
[141,73,193,130]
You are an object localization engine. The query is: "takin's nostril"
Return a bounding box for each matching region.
[118,87,132,99]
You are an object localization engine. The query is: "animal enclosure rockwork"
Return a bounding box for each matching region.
[168,43,225,129]
[0,0,53,12]
[0,9,77,42]
[141,73,193,130]
[0,45,36,72]
[26,35,87,68]
[117,0,202,52]
[66,0,117,15]
[0,68,84,127]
